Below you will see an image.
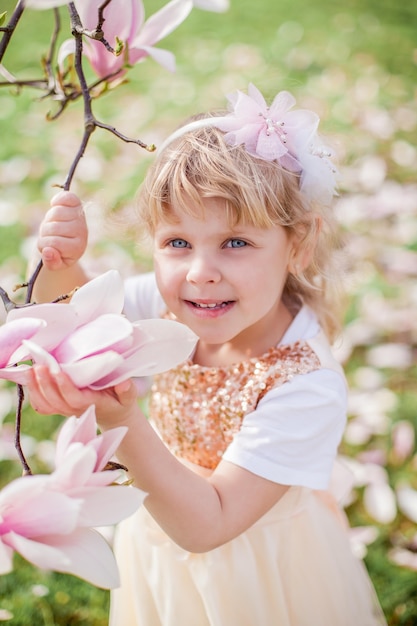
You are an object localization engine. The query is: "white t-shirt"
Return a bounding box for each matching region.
[123,272,347,490]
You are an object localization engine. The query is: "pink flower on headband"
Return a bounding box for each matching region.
[215,83,338,204]
[157,83,338,205]
[216,84,318,168]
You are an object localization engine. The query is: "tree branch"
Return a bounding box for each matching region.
[15,385,32,475]
[0,0,25,64]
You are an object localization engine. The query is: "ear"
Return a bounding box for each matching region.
[288,215,322,275]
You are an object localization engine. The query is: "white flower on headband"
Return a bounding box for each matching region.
[215,83,338,205]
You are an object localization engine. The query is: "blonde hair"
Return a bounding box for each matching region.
[136,116,345,341]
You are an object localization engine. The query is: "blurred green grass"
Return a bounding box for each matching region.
[1,0,417,624]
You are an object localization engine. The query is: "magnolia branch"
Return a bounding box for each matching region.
[0,0,24,63]
[0,0,167,476]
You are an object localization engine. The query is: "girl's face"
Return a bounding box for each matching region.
[153,198,297,359]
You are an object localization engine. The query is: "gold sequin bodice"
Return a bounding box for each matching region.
[149,340,321,470]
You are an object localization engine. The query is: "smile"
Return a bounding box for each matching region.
[191,301,231,309]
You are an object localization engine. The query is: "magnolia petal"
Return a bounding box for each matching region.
[5,530,71,571]
[0,317,45,366]
[90,427,128,472]
[60,351,124,388]
[0,364,32,385]
[78,469,122,487]
[130,45,176,73]
[0,539,13,575]
[0,475,80,536]
[57,38,75,72]
[22,339,61,374]
[53,314,133,363]
[70,270,125,325]
[6,527,120,588]
[8,304,79,357]
[52,444,99,489]
[75,0,138,39]
[80,38,123,79]
[55,407,128,473]
[90,318,197,388]
[55,408,98,462]
[42,527,121,588]
[74,0,139,78]
[69,485,145,527]
[133,0,193,47]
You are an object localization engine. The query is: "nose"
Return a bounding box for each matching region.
[186,253,222,284]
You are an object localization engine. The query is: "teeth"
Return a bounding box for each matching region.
[195,302,219,308]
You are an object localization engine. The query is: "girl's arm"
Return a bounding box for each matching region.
[29,191,89,303]
[27,367,288,553]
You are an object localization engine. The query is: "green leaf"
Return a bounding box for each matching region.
[114,36,124,57]
[0,11,7,26]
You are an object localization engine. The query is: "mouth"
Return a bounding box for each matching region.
[184,299,234,315]
[190,301,232,309]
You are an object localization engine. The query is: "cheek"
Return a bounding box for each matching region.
[154,256,180,300]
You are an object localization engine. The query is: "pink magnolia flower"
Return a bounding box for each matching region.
[4,270,197,389]
[0,405,144,588]
[57,0,194,79]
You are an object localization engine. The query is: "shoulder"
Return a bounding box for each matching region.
[281,305,346,380]
[123,272,165,321]
[223,367,347,489]
[222,308,348,489]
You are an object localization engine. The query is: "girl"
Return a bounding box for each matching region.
[28,85,387,625]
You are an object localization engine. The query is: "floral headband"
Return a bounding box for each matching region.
[157,83,338,206]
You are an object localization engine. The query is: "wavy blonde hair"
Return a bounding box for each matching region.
[136,117,345,341]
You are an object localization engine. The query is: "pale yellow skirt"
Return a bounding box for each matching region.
[109,486,386,626]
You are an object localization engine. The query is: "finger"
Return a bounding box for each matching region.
[40,219,83,238]
[37,367,94,416]
[51,191,82,208]
[113,379,138,405]
[27,367,63,415]
[40,246,67,271]
[29,366,83,416]
[42,204,85,224]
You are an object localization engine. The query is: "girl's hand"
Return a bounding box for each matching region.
[27,365,139,428]
[38,191,88,272]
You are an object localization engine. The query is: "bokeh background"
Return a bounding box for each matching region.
[0,0,416,623]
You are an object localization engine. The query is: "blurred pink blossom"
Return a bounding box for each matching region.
[396,485,417,524]
[388,546,417,572]
[0,405,144,588]
[391,420,415,463]
[3,270,197,389]
[363,482,397,524]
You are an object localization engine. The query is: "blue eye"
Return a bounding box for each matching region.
[227,239,247,248]
[170,238,189,248]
